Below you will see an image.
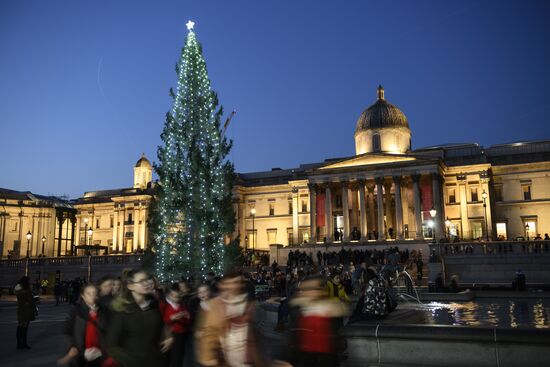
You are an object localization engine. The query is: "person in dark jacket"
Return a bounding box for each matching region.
[15,276,35,349]
[97,275,114,309]
[107,270,173,367]
[58,284,112,367]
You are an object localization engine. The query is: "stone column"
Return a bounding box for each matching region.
[358,180,368,241]
[367,185,376,239]
[292,188,299,245]
[412,174,423,239]
[393,176,404,240]
[75,215,81,247]
[458,178,470,239]
[120,206,126,252]
[432,173,444,240]
[481,175,493,240]
[325,185,333,243]
[133,205,139,251]
[112,206,119,252]
[141,205,148,249]
[70,215,76,255]
[56,211,64,257]
[342,182,350,241]
[308,184,317,244]
[375,177,386,240]
[384,181,393,238]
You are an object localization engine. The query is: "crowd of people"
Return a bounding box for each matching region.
[11,245,423,367]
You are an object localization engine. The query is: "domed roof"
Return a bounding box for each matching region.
[135,153,152,168]
[356,86,409,132]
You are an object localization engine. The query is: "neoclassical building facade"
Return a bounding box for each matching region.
[71,154,155,254]
[2,87,549,258]
[0,189,75,258]
[233,86,550,250]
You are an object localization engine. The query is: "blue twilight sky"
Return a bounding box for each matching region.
[1,0,549,198]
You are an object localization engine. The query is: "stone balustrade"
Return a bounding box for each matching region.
[0,255,144,289]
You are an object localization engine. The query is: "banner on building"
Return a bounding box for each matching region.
[316,193,325,227]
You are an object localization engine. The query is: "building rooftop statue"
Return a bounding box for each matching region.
[355,85,410,131]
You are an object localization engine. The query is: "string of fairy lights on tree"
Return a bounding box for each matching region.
[154,21,234,281]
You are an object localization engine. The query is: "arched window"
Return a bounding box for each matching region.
[372,134,381,152]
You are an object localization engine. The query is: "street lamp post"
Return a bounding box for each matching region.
[429,207,437,243]
[41,236,46,256]
[250,208,256,250]
[26,231,32,258]
[482,190,489,241]
[87,227,93,255]
[525,223,530,241]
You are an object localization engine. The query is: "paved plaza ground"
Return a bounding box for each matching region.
[0,296,69,367]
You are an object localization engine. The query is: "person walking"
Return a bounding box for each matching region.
[58,284,112,366]
[160,283,191,367]
[15,276,36,349]
[108,270,173,367]
[283,276,348,367]
[196,271,266,367]
[55,281,64,306]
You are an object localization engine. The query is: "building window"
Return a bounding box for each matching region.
[301,199,307,213]
[335,195,342,208]
[287,229,294,246]
[447,188,456,204]
[494,185,503,202]
[523,219,537,239]
[110,216,114,228]
[269,204,275,216]
[299,228,310,244]
[372,134,381,152]
[471,221,483,240]
[470,187,479,202]
[96,218,100,229]
[12,221,18,232]
[128,213,133,223]
[267,229,277,244]
[246,230,257,249]
[288,201,293,215]
[496,222,507,240]
[522,184,532,201]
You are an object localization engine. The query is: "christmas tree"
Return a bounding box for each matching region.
[154,21,235,282]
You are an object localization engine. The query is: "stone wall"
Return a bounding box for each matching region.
[0,255,144,290]
[342,322,550,367]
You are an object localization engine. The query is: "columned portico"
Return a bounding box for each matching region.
[393,176,404,240]
[432,173,444,239]
[325,185,333,243]
[375,177,386,240]
[480,173,493,239]
[292,187,299,245]
[367,185,375,239]
[384,181,393,237]
[308,184,317,243]
[412,174,423,239]
[342,182,350,241]
[358,180,368,241]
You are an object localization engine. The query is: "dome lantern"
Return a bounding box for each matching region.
[354,86,411,155]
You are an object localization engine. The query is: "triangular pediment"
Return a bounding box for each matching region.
[320,153,417,170]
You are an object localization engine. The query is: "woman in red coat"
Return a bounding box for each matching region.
[160,283,191,367]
